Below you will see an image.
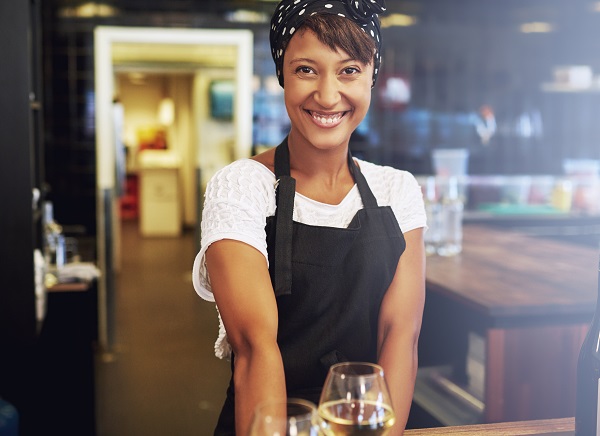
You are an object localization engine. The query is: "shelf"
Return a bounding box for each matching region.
[541,83,600,93]
[413,365,484,427]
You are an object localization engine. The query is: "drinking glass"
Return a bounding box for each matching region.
[318,362,396,435]
[249,398,322,436]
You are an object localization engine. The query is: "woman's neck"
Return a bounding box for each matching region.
[287,133,355,205]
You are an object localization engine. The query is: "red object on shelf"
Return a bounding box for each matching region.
[120,174,139,220]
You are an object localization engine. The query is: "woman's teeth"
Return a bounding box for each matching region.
[311,112,343,124]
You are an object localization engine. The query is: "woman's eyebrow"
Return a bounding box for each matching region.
[288,57,317,65]
[288,57,359,65]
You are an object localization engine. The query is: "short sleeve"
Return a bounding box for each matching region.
[192,159,276,301]
[358,160,427,233]
[389,171,427,233]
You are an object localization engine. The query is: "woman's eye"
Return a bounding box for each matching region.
[342,67,360,75]
[296,66,314,74]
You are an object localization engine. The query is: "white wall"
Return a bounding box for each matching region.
[193,68,236,193]
[170,75,196,227]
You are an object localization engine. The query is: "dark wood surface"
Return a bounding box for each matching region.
[48,281,91,292]
[484,325,587,422]
[417,225,598,424]
[426,225,598,322]
[405,417,574,435]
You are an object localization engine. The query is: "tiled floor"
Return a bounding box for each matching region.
[95,221,230,436]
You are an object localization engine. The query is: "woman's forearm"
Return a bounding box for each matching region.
[234,344,287,435]
[378,329,419,436]
[377,229,426,435]
[205,240,286,433]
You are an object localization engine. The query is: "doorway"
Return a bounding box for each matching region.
[94,26,253,350]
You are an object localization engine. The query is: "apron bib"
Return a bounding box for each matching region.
[214,138,405,435]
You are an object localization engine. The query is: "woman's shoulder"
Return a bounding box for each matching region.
[357,159,420,192]
[208,159,275,191]
[205,158,277,210]
[213,158,275,181]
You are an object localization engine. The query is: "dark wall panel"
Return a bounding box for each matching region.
[0,0,39,431]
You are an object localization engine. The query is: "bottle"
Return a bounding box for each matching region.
[576,255,600,435]
[42,201,65,287]
[423,176,443,256]
[437,176,464,257]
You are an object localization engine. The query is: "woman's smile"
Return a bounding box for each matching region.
[306,109,348,128]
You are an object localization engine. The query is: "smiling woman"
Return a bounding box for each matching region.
[192,1,428,435]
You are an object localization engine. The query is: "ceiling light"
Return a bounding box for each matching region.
[520,22,554,33]
[380,14,417,28]
[127,72,147,85]
[225,9,269,23]
[158,98,175,126]
[58,2,118,18]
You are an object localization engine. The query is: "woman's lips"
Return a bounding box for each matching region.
[306,110,347,128]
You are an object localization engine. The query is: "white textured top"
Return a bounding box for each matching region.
[192,158,426,358]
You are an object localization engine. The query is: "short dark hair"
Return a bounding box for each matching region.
[285,14,377,66]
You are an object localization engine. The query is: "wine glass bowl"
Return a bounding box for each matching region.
[249,398,322,436]
[318,362,396,435]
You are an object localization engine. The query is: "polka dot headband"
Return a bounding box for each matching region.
[270,0,387,88]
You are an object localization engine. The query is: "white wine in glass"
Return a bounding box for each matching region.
[318,362,396,435]
[249,398,322,436]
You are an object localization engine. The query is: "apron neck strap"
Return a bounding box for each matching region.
[272,137,295,296]
[274,137,291,178]
[274,137,379,208]
[347,151,378,208]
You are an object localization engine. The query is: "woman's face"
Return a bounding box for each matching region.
[282,28,373,152]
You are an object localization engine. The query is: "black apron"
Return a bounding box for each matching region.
[214,138,406,435]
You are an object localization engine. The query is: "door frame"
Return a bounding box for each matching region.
[94,26,253,350]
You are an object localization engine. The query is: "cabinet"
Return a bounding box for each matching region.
[139,150,182,237]
[34,282,98,435]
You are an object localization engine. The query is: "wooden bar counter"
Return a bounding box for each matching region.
[406,417,574,435]
[416,225,597,425]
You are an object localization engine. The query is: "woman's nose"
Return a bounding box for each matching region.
[313,75,341,108]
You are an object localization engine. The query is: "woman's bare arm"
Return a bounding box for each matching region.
[206,239,287,435]
[377,228,426,435]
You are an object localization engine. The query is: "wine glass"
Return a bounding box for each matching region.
[249,398,323,436]
[318,362,396,435]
